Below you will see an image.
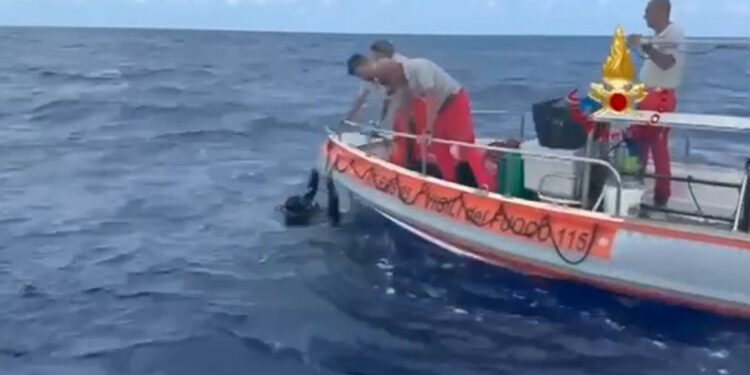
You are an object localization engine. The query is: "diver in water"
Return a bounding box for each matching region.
[280,169,339,226]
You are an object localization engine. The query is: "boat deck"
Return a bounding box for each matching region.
[638,162,743,228]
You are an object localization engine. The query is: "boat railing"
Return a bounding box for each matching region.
[593,110,750,230]
[734,162,750,231]
[331,118,624,217]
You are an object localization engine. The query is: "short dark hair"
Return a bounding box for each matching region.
[651,0,671,14]
[370,39,395,56]
[347,53,367,76]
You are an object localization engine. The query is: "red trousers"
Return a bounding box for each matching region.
[629,88,676,204]
[390,89,495,190]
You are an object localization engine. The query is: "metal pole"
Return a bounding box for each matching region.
[421,137,427,175]
[580,130,594,210]
[472,110,510,115]
[732,163,750,231]
[519,113,526,140]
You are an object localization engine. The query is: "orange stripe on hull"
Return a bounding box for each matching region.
[325,140,619,261]
[325,138,750,253]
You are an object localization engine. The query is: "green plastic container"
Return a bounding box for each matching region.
[498,152,529,198]
[621,155,642,175]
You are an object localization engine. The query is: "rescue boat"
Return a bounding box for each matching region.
[317,27,750,318]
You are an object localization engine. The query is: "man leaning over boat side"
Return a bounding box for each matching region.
[627,0,685,207]
[344,40,408,124]
[368,40,410,128]
[347,53,421,170]
[349,55,494,188]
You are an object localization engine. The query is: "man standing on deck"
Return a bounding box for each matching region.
[627,0,685,207]
[347,55,494,189]
[344,40,408,125]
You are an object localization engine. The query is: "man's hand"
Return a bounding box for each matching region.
[345,89,369,122]
[415,132,432,149]
[627,34,643,48]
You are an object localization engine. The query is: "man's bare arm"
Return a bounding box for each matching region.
[642,44,676,71]
[379,98,390,124]
[422,93,441,136]
[345,90,369,121]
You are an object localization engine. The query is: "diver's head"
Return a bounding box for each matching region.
[282,195,319,226]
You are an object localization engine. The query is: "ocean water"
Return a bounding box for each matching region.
[1,27,750,375]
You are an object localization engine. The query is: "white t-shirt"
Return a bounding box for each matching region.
[638,22,686,89]
[358,53,409,96]
[401,57,461,105]
[391,52,409,64]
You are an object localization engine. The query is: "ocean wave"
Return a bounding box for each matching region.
[60,332,315,374]
[297,57,338,66]
[26,98,111,123]
[146,84,186,96]
[113,196,209,224]
[144,116,317,146]
[248,116,314,132]
[38,68,123,82]
[121,66,178,80]
[30,98,87,114]
[61,43,85,49]
[56,332,202,359]
[188,66,217,78]
[28,220,122,246]
[151,129,254,142]
[117,100,247,120]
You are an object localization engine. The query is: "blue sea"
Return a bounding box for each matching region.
[1,27,749,375]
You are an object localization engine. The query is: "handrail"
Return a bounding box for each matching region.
[733,163,750,231]
[593,111,750,133]
[332,120,624,216]
[472,109,511,115]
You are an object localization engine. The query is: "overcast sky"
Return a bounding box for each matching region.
[1,0,748,37]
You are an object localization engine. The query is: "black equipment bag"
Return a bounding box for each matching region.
[531,97,587,150]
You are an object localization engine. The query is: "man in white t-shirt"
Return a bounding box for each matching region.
[344,40,408,124]
[627,0,685,206]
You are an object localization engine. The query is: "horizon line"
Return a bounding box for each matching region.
[1,24,747,39]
